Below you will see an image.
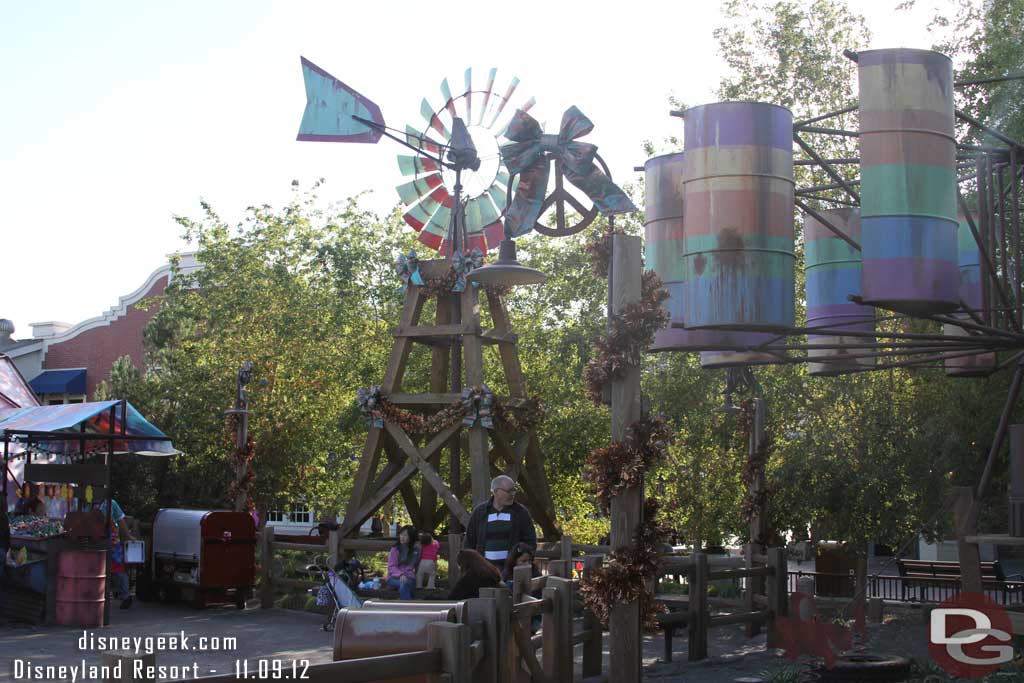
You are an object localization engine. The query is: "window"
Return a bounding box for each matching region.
[289,505,311,524]
[267,510,286,523]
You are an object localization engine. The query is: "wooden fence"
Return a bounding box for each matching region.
[656,546,788,662]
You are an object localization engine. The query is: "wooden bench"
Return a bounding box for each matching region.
[655,595,689,663]
[896,559,1024,601]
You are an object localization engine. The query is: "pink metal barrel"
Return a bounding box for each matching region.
[858,48,959,314]
[56,550,106,627]
[804,209,875,375]
[644,152,776,355]
[681,101,796,331]
[944,214,996,375]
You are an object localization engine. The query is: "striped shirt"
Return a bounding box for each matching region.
[483,505,513,562]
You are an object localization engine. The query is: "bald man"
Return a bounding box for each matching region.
[465,475,537,569]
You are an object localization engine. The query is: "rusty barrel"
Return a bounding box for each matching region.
[681,101,795,332]
[334,607,457,683]
[804,208,875,375]
[859,48,959,315]
[944,214,996,375]
[645,152,776,353]
[56,550,106,627]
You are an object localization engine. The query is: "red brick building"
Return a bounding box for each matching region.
[1,254,200,402]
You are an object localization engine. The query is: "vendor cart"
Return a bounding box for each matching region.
[144,508,256,608]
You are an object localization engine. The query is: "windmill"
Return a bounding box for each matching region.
[297,58,560,537]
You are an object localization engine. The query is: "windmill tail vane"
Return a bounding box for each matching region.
[296,57,386,144]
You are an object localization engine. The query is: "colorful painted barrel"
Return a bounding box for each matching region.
[56,550,106,627]
[944,214,996,376]
[681,101,795,332]
[699,349,780,368]
[645,152,777,353]
[804,209,875,376]
[859,48,959,315]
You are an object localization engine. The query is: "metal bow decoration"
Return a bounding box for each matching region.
[395,251,424,291]
[451,247,484,292]
[356,386,384,428]
[461,384,495,429]
[500,106,637,238]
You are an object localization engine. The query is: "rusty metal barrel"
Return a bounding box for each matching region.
[645,152,776,352]
[333,607,457,683]
[361,600,468,623]
[680,101,795,332]
[944,214,996,375]
[858,48,959,315]
[804,209,875,375]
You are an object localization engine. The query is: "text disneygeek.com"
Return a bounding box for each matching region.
[9,629,245,682]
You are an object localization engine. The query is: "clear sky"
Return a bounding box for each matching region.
[0,0,946,337]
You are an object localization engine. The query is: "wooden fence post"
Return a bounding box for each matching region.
[609,233,643,683]
[542,577,573,683]
[466,596,498,683]
[547,560,570,579]
[560,535,573,563]
[582,555,604,679]
[688,552,708,662]
[328,529,339,570]
[513,564,532,604]
[260,525,274,609]
[480,586,513,683]
[428,621,470,683]
[448,532,462,587]
[766,547,788,648]
[744,543,761,637]
[511,565,533,683]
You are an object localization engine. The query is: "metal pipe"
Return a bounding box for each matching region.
[997,351,1024,370]
[928,314,1024,341]
[1012,149,1022,325]
[957,109,1024,149]
[976,363,1024,503]
[999,163,1011,328]
[794,158,860,166]
[956,73,1024,87]
[793,104,859,128]
[794,125,860,139]
[794,135,861,203]
[988,155,1002,329]
[794,199,861,250]
[794,194,860,207]
[797,179,862,194]
[958,189,1020,331]
[840,347,1005,373]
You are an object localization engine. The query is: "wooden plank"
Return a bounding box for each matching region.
[395,323,478,337]
[423,299,452,533]
[480,587,512,683]
[766,547,788,648]
[688,552,708,662]
[260,525,274,609]
[609,234,643,683]
[709,610,771,628]
[582,555,604,679]
[466,597,498,683]
[523,436,560,538]
[382,287,425,391]
[428,622,470,683]
[954,486,985,593]
[24,463,108,486]
[480,329,518,345]
[486,289,526,396]
[339,462,419,538]
[744,544,760,638]
[385,423,470,526]
[343,427,386,528]
[543,578,574,683]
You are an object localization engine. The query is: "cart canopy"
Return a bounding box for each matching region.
[0,400,178,456]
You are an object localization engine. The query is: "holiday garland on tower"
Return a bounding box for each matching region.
[578,228,675,630]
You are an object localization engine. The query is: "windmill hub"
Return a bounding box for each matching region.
[447,117,480,172]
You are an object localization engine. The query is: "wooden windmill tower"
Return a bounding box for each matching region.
[297,59,560,538]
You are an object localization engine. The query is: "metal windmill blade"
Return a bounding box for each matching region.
[395,68,533,255]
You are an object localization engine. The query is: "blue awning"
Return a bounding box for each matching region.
[29,369,86,395]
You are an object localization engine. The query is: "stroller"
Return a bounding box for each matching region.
[309,557,365,632]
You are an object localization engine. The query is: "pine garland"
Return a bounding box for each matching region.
[577,228,674,631]
[360,388,544,438]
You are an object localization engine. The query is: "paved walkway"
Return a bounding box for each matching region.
[0,601,336,681]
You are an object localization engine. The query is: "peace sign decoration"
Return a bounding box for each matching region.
[500,106,636,238]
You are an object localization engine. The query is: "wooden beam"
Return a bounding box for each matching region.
[385,423,470,526]
[609,234,643,683]
[338,461,418,538]
[461,286,491,508]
